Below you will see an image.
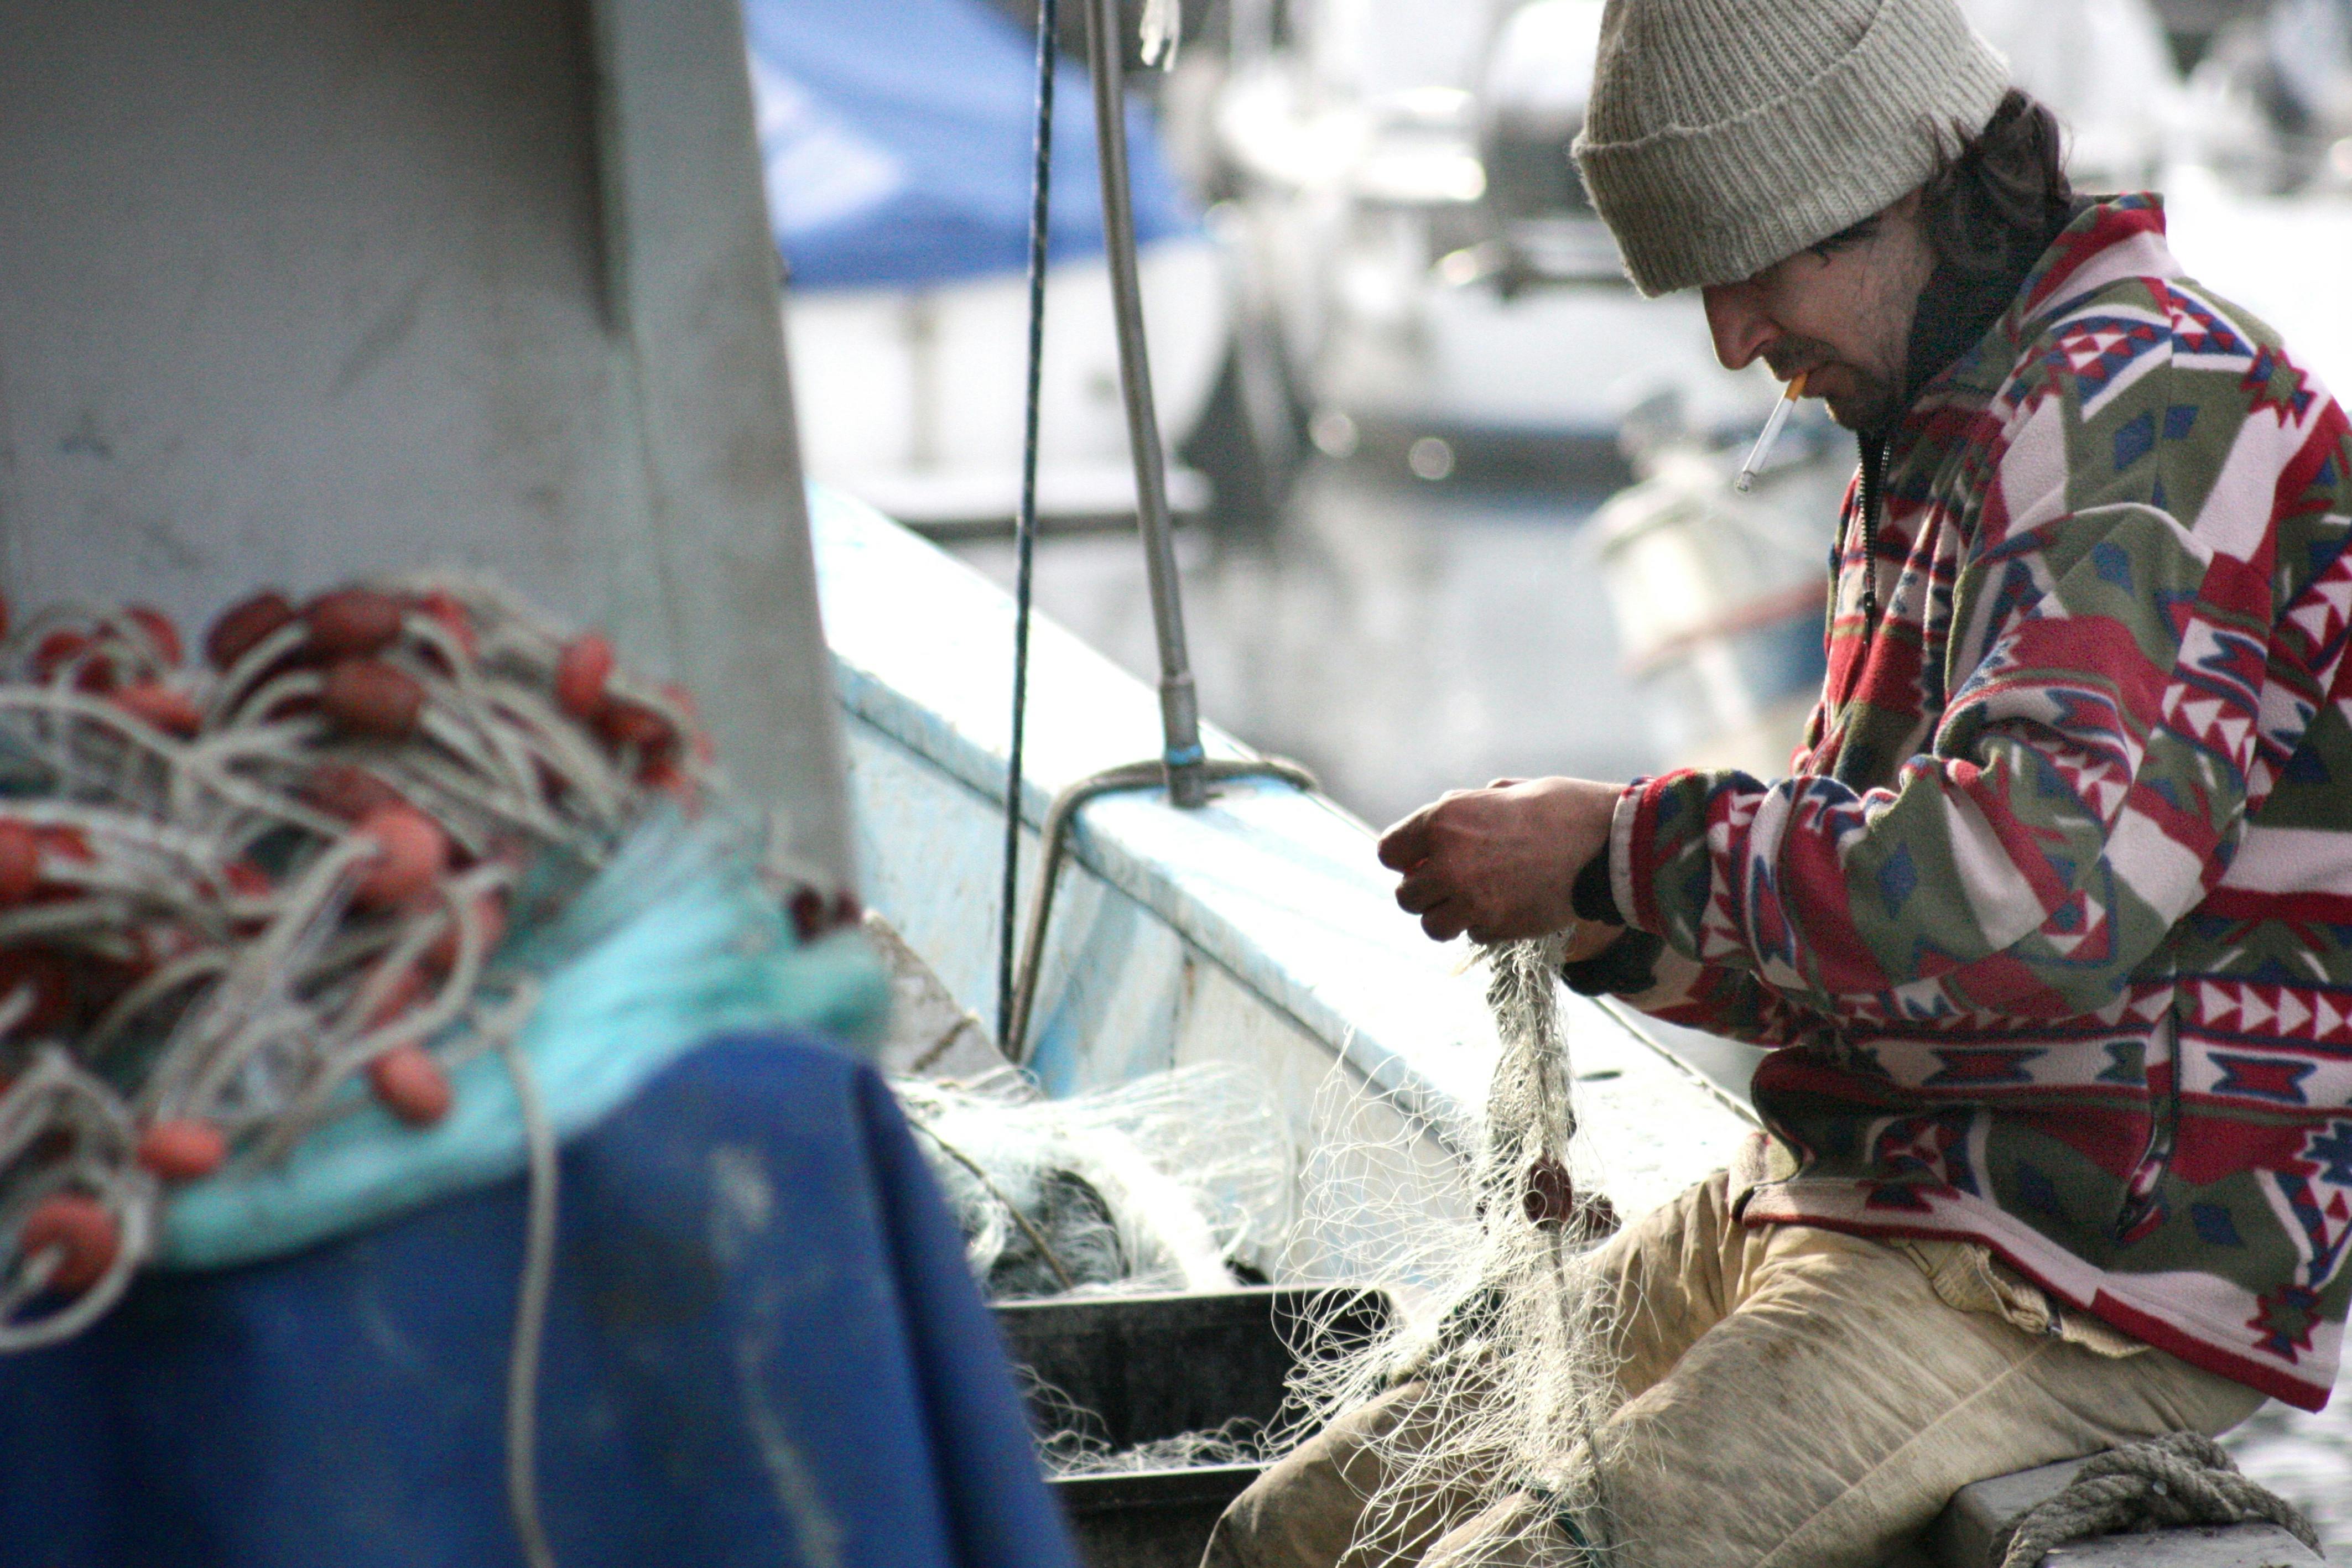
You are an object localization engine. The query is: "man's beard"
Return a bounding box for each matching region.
[1821,373,1901,433]
[1763,339,1902,434]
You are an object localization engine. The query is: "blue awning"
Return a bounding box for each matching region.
[743,0,1197,291]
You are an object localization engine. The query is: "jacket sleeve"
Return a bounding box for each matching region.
[1605,941,1845,1048]
[1563,830,1842,1045]
[1615,382,2351,1023]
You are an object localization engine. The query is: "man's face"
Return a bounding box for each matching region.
[1698,191,1936,433]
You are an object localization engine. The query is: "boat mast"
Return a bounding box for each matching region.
[1002,0,1324,1057]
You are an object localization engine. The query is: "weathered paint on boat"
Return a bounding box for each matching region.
[810,483,1755,1280]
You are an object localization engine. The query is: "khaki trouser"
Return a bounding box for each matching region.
[1205,1161,2263,1568]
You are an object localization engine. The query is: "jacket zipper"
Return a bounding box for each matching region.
[1855,433,1886,640]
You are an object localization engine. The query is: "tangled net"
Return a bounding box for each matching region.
[1288,939,1625,1561]
[1033,1410,1281,1480]
[898,1062,1293,1301]
[0,575,797,1350]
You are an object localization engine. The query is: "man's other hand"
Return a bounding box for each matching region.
[1376,777,1622,945]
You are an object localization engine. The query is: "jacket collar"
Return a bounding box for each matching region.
[1894,193,2178,429]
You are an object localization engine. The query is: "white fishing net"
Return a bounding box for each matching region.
[896,1060,1294,1301]
[1029,1403,1279,1479]
[908,938,1626,1558]
[1280,939,1625,1561]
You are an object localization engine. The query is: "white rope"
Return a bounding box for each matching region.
[1994,1431,2321,1567]
[501,1030,561,1568]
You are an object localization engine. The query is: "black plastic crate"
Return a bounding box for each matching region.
[995,1285,1393,1568]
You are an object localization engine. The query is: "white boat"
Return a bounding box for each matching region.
[812,480,1756,1281]
[1590,436,1849,778]
[787,242,1227,533]
[745,0,1231,531]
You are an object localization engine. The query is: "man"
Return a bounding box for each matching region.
[1206,0,2352,1562]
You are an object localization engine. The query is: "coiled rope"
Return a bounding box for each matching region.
[0,578,711,1343]
[1992,1432,2320,1567]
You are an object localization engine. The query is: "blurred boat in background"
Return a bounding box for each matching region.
[1203,0,1780,478]
[745,0,1231,533]
[1592,433,1848,777]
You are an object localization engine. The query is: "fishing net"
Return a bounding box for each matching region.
[897,1060,1293,1300]
[1279,938,1625,1562]
[943,937,1627,1556]
[0,575,803,1350]
[1034,1411,1279,1479]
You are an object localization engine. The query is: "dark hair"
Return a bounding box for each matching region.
[1918,89,2074,278]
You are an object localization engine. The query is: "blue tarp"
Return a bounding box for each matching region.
[743,0,1196,290]
[0,1033,1081,1568]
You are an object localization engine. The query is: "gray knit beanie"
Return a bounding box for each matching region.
[1572,0,2009,296]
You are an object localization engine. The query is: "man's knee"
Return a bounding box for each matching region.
[1203,1461,1329,1568]
[1200,1506,1257,1568]
[1200,1380,1470,1568]
[1201,1385,1403,1568]
[1418,1492,1588,1568]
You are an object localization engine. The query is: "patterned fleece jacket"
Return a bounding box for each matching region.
[1605,195,2352,1410]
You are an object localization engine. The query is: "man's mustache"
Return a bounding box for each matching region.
[1762,337,1838,383]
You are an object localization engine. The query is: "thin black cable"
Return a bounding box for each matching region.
[997,0,1059,1048]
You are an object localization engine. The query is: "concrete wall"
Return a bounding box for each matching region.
[0,0,854,884]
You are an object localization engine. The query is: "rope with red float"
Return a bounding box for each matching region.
[0,574,733,1350]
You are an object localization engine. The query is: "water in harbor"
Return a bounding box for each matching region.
[947,449,2352,1551]
[949,454,1659,831]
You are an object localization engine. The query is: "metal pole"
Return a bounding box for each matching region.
[1083,0,1208,808]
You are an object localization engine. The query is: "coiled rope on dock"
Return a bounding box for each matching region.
[1993,1431,2320,1567]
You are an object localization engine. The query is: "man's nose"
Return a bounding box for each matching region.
[1701,282,1775,371]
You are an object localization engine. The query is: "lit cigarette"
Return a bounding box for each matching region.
[1734,372,1807,492]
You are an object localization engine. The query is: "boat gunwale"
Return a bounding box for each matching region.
[814,483,1760,1157]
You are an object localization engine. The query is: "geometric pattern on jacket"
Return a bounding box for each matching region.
[1607,196,2352,1410]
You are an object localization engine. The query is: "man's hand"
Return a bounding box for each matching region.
[1377,777,1623,946]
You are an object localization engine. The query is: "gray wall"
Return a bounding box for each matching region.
[0,0,855,884]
